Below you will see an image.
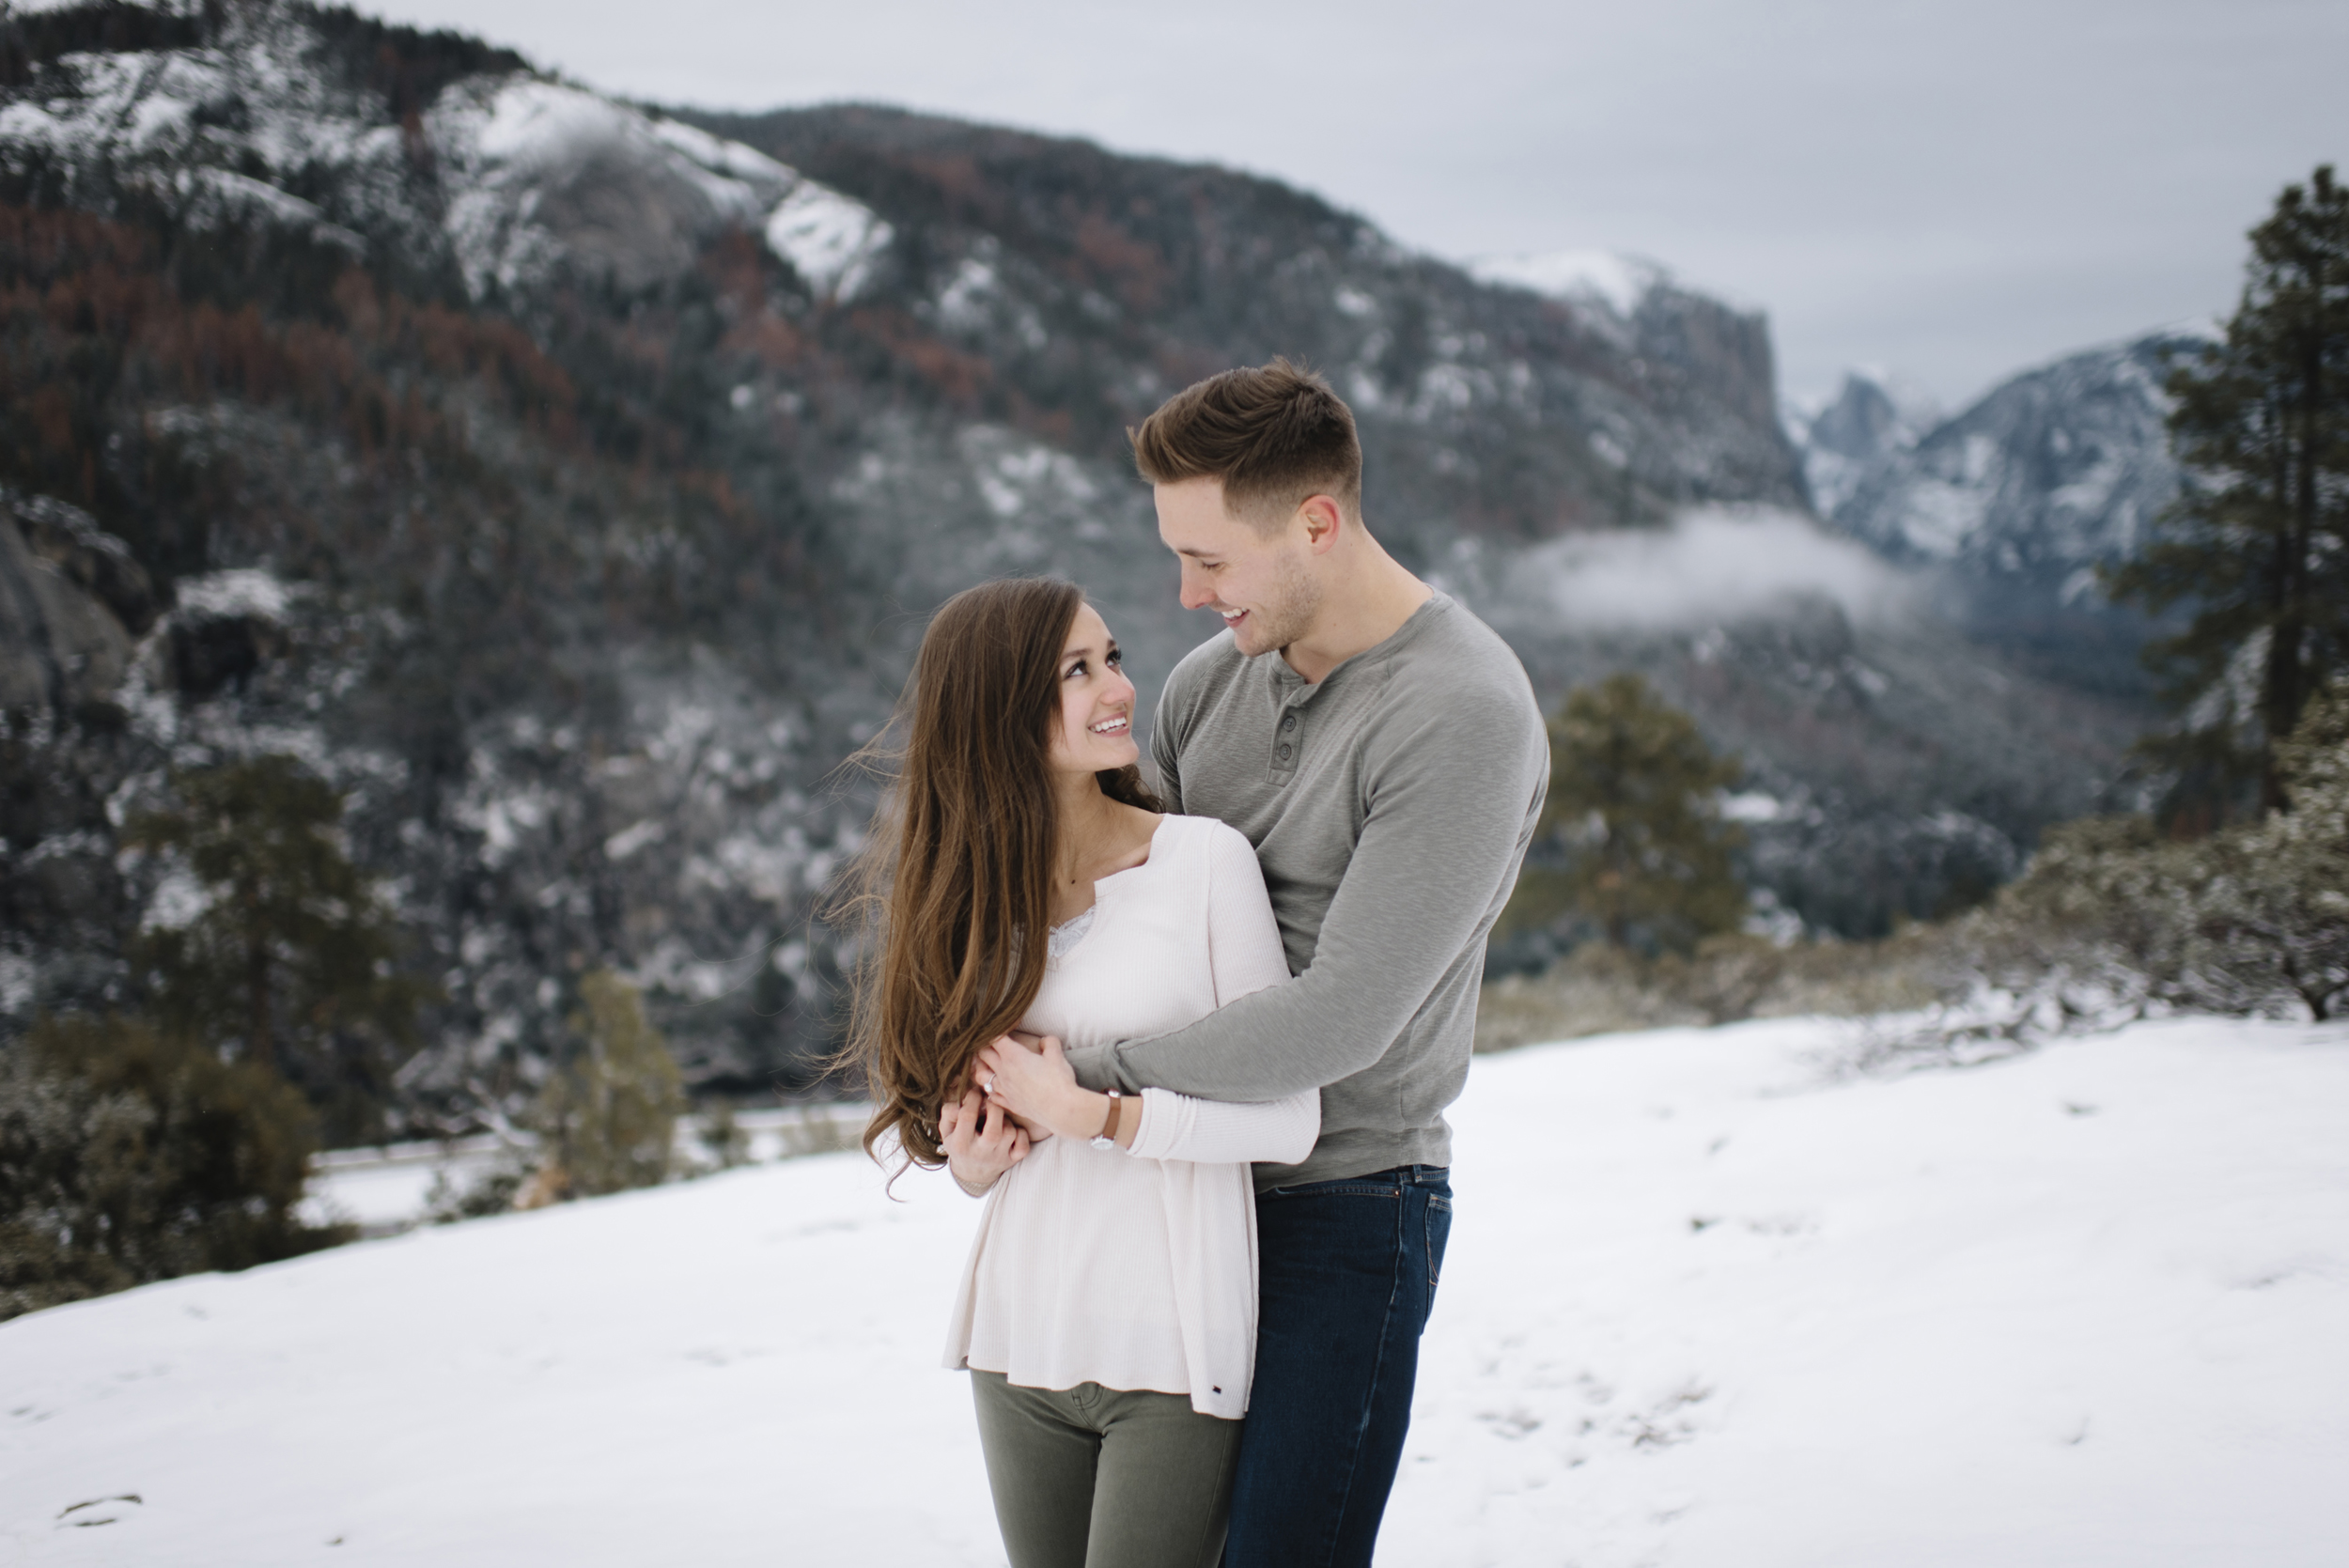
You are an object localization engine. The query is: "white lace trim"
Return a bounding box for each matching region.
[1046,906,1097,962]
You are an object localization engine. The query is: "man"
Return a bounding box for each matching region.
[1062,359,1548,1565]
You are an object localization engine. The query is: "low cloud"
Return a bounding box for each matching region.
[1517,506,1919,632]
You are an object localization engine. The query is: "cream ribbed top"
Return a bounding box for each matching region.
[941,814,1316,1419]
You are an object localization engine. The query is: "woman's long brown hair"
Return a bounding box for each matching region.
[832,579,1159,1172]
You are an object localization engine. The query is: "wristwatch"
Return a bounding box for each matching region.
[1089,1089,1124,1151]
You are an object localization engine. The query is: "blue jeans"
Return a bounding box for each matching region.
[1224,1165,1453,1568]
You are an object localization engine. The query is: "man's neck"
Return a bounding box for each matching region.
[1280,546,1433,685]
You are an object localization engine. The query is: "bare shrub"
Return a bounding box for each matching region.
[1474,929,1956,1054]
[531,971,686,1200]
[1856,685,2349,1069]
[0,1015,348,1320]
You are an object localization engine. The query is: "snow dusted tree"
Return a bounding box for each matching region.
[1513,674,1747,954]
[122,754,426,1143]
[2107,165,2349,823]
[2197,682,2349,1017]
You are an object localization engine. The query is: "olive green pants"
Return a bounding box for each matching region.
[969,1371,1242,1568]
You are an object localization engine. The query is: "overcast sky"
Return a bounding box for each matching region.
[359,0,2344,411]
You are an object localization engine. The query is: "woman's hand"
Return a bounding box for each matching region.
[975,1033,1109,1144]
[939,1086,1029,1195]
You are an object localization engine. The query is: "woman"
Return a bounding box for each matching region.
[839,578,1314,1568]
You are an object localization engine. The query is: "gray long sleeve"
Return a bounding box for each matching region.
[1064,593,1548,1188]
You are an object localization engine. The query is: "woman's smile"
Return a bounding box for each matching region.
[1050,601,1143,773]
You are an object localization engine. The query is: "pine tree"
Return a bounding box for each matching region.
[2107,165,2349,821]
[122,754,427,1141]
[1511,673,1748,954]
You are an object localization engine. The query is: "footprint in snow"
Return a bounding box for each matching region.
[56,1495,142,1529]
[1476,1407,1544,1439]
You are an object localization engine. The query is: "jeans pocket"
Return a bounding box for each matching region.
[1423,1193,1454,1291]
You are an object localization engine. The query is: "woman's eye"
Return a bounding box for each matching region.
[1106,650,1123,669]
[1066,660,1085,678]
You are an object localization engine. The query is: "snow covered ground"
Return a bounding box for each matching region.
[4,1015,2343,1567]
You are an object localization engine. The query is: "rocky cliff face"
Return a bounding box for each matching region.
[684,104,1811,544]
[0,3,2151,1136]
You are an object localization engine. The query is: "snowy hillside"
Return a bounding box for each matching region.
[4,1015,2342,1567]
[0,8,891,302]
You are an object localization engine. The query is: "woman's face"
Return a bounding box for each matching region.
[1047,601,1140,777]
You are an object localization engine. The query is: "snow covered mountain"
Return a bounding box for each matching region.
[1830,334,2197,582]
[0,2,2155,1134]
[1464,248,1782,442]
[0,6,894,303]
[1469,249,1668,322]
[1784,370,1941,517]
[1797,334,2206,693]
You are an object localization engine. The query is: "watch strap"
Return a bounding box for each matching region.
[1089,1089,1123,1150]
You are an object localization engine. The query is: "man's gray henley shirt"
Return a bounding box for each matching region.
[1065,591,1548,1189]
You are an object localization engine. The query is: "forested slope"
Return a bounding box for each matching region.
[0,2,2146,1136]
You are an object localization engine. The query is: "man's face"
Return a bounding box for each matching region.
[1154,478,1323,660]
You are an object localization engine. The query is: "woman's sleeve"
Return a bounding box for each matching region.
[1123,822,1318,1166]
[1202,820,1295,1005]
[1125,1084,1318,1164]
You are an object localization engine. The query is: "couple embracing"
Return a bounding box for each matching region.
[842,361,1548,1567]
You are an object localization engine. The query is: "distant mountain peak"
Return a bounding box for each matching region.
[1788,369,1943,516]
[1467,249,1668,318]
[1817,332,2210,574]
[1789,329,2218,698]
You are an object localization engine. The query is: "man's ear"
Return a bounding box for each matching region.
[1298,494,1345,553]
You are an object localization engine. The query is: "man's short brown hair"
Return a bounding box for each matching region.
[1129,358,1363,531]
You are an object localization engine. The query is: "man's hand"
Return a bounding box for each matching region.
[939,1086,1029,1195]
[976,1033,1109,1143]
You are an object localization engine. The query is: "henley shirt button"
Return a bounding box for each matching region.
[1281,715,1297,731]
[1277,743,1292,761]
